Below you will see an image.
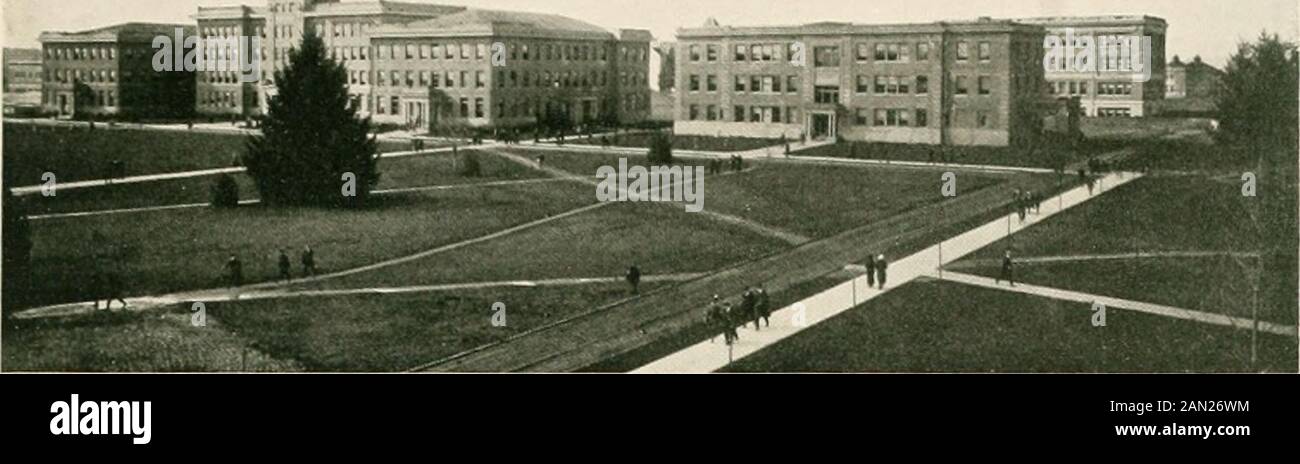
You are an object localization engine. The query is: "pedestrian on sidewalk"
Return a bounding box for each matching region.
[741,288,758,330]
[755,286,771,328]
[722,302,739,345]
[997,250,1015,286]
[626,264,641,295]
[706,295,724,343]
[875,254,888,289]
[865,254,877,288]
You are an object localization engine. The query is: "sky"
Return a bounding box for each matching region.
[4,0,1296,80]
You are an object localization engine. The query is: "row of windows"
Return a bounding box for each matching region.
[360,68,647,91]
[200,91,249,108]
[373,41,647,63]
[683,73,989,96]
[368,95,646,118]
[853,108,929,127]
[686,40,992,65]
[46,69,118,84]
[45,46,117,61]
[43,89,116,107]
[201,71,245,84]
[1046,80,1134,96]
[686,104,801,124]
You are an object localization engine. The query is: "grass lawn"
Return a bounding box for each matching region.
[957,256,1294,323]
[207,283,653,371]
[961,176,1261,259]
[18,180,595,309]
[501,147,1016,239]
[559,132,782,152]
[793,138,1118,169]
[2,124,414,185]
[320,199,789,289]
[11,148,544,216]
[723,280,1296,373]
[2,307,300,372]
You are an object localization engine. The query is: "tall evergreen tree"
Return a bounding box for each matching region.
[1216,33,1298,148]
[245,33,378,207]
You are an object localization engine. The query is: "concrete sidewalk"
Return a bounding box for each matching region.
[633,171,1144,373]
[932,270,1296,337]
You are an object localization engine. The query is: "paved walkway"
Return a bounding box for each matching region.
[27,177,571,221]
[943,251,1261,270]
[13,273,706,320]
[931,270,1296,337]
[633,171,1144,373]
[9,143,504,196]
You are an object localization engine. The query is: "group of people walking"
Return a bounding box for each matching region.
[706,155,745,175]
[864,254,889,289]
[1012,189,1043,221]
[705,286,771,346]
[223,245,317,288]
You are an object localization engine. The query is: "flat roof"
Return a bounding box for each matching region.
[677,18,1044,39]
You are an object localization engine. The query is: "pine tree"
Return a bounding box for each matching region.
[245,33,379,207]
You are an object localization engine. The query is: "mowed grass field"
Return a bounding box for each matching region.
[19,180,595,309]
[722,280,1296,373]
[205,283,653,371]
[501,148,1013,239]
[949,175,1295,324]
[2,308,302,372]
[13,149,545,216]
[319,199,788,289]
[2,124,415,185]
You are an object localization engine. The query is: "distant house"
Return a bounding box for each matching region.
[1160,55,1224,115]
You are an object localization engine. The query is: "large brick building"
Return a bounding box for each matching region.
[193,0,652,130]
[1018,15,1168,117]
[673,18,1048,147]
[38,23,197,118]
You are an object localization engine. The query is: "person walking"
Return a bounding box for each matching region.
[875,254,888,289]
[301,245,317,277]
[224,255,243,288]
[755,286,771,328]
[998,250,1015,287]
[722,302,739,345]
[740,288,758,330]
[626,264,642,295]
[865,254,877,288]
[706,295,725,343]
[278,249,292,283]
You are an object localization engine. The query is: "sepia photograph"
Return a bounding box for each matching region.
[1,0,1296,380]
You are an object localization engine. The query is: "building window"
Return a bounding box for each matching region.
[978,42,991,61]
[706,105,718,121]
[916,75,929,94]
[916,109,928,127]
[856,75,870,93]
[874,108,910,127]
[706,44,719,62]
[955,76,968,95]
[459,98,469,116]
[706,75,718,92]
[917,42,930,61]
[734,105,745,122]
[391,96,401,115]
[689,104,699,120]
[855,108,870,125]
[813,46,840,67]
[786,76,798,94]
[814,86,839,104]
[475,98,484,117]
[956,41,969,61]
[978,76,991,95]
[735,45,747,61]
[689,75,700,92]
[734,75,746,92]
[689,44,701,62]
[856,43,870,62]
[976,111,990,128]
